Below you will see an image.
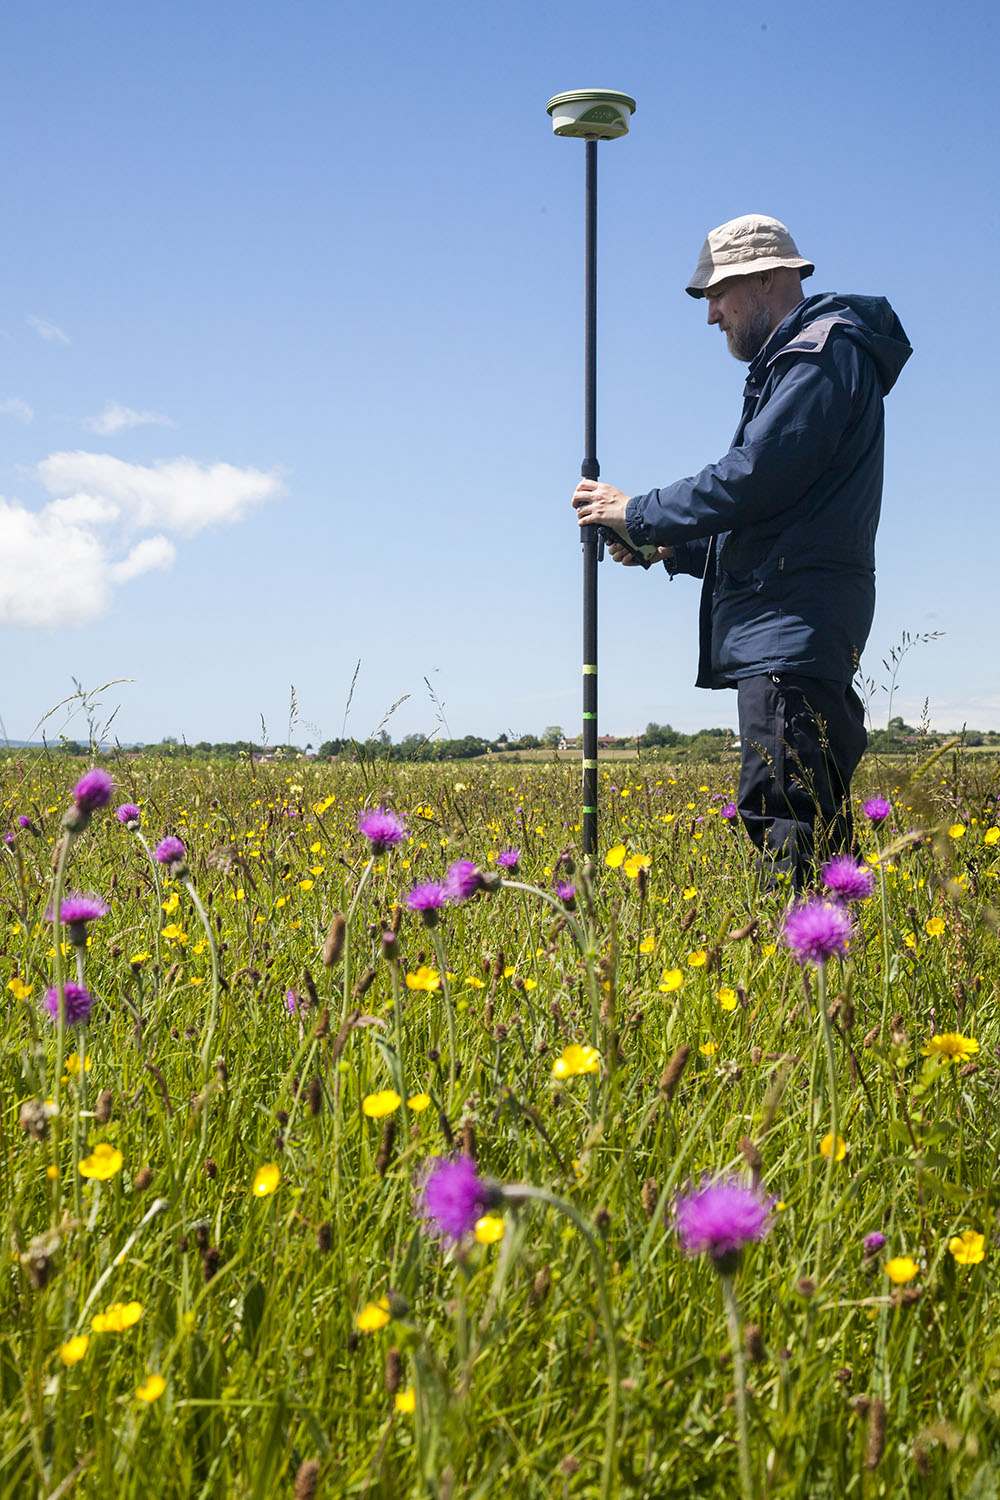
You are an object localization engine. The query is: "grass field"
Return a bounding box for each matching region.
[3,748,999,1498]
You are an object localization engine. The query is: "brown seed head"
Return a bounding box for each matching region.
[308,1076,323,1116]
[641,1178,659,1220]
[134,1166,153,1192]
[865,1399,887,1469]
[94,1089,113,1125]
[322,913,346,966]
[743,1324,765,1363]
[659,1043,691,1102]
[316,1221,333,1253]
[384,1346,403,1394]
[294,1459,320,1500]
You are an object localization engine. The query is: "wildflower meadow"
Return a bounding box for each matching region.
[3,745,1000,1497]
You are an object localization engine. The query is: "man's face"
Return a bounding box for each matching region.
[705,275,774,362]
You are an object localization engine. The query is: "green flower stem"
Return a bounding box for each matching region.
[342,854,375,1025]
[48,828,76,1224]
[815,961,841,1277]
[184,877,221,1080]
[721,1272,756,1500]
[429,926,458,1108]
[502,1183,619,1500]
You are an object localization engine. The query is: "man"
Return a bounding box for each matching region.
[572,213,911,887]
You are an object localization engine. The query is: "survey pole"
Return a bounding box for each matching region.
[546,89,636,860]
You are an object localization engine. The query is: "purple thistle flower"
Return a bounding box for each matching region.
[358,807,407,854]
[417,1154,500,1242]
[782,899,853,965]
[155,836,187,868]
[675,1176,775,1273]
[555,879,575,902]
[3,833,14,846]
[863,1231,886,1255]
[863,796,892,826]
[405,882,447,926]
[498,848,520,871]
[115,803,141,825]
[42,982,94,1026]
[17,815,32,829]
[821,855,875,903]
[443,859,481,903]
[73,769,114,813]
[720,802,738,821]
[48,893,110,926]
[285,988,299,1016]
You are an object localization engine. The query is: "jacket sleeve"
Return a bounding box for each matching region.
[667,537,710,578]
[624,338,871,549]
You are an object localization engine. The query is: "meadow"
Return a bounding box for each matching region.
[2,746,999,1498]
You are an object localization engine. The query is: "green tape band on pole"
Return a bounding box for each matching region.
[583,712,597,720]
[582,664,597,674]
[583,805,597,814]
[583,759,598,769]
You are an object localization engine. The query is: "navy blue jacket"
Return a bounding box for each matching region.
[623,294,912,688]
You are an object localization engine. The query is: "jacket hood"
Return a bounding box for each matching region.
[757,293,912,395]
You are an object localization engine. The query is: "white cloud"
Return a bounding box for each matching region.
[0,397,34,423]
[83,401,176,435]
[27,315,70,344]
[0,452,283,629]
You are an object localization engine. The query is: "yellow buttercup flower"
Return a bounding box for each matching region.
[161,892,180,914]
[605,844,626,868]
[984,826,1000,846]
[885,1256,919,1285]
[948,1231,985,1265]
[924,916,946,937]
[79,1143,123,1180]
[356,1298,390,1332]
[474,1215,505,1244]
[405,966,440,992]
[698,1040,717,1057]
[948,823,966,839]
[687,950,707,968]
[820,1133,847,1161]
[394,1387,415,1413]
[922,1033,979,1064]
[135,1373,166,1402]
[638,936,655,954]
[252,1163,281,1197]
[659,969,684,993]
[7,976,33,1000]
[682,886,698,899]
[552,1044,600,1079]
[63,1051,92,1077]
[92,1300,143,1332]
[58,1334,89,1365]
[407,1093,431,1112]
[623,853,651,879]
[362,1090,401,1119]
[717,987,738,1011]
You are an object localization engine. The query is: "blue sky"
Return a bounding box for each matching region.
[1,0,995,747]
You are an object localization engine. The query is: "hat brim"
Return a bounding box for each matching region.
[685,256,815,298]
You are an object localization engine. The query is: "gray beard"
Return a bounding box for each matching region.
[726,300,774,363]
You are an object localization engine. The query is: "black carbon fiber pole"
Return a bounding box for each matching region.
[581,136,600,860]
[545,90,635,864]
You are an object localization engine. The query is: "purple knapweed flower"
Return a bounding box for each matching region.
[443,859,481,903]
[405,882,447,926]
[116,803,141,826]
[17,815,32,829]
[358,807,407,854]
[675,1176,775,1273]
[155,836,187,871]
[863,796,892,826]
[417,1154,500,1242]
[498,848,520,872]
[48,893,110,940]
[3,833,14,846]
[782,899,853,965]
[862,1231,886,1255]
[73,769,114,812]
[285,989,300,1016]
[821,855,875,903]
[42,982,94,1026]
[721,802,738,821]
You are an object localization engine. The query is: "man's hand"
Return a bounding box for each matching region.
[606,539,676,568]
[571,479,631,536]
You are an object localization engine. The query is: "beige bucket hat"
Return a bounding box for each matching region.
[686,214,814,298]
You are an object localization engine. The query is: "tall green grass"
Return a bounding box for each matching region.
[2,750,998,1498]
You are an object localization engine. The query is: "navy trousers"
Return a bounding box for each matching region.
[736,673,867,889]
